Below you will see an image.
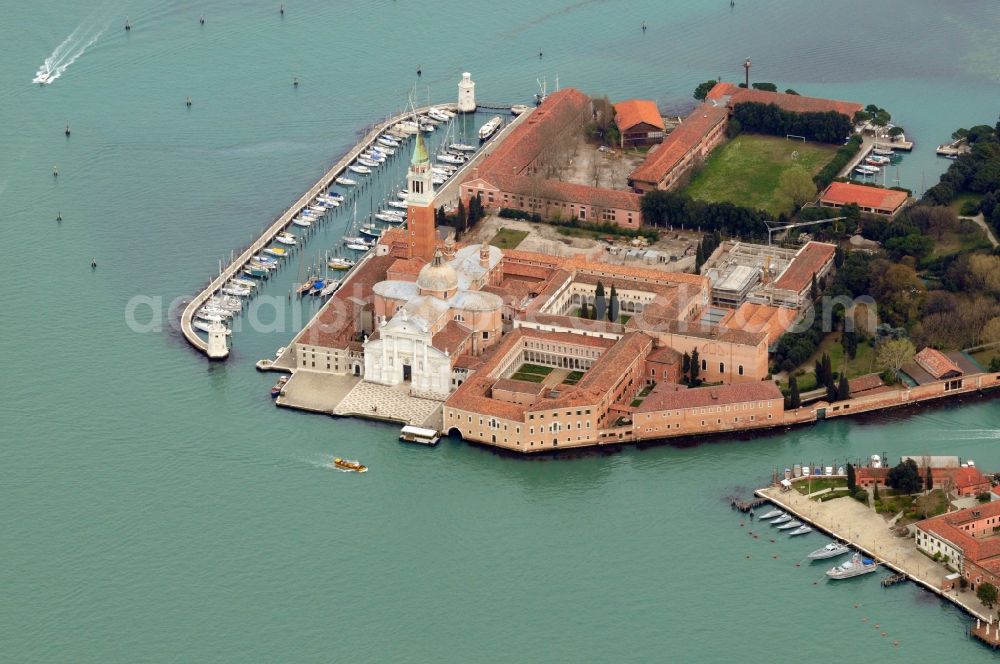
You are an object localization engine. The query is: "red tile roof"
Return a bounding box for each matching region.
[820,182,908,213]
[707,82,863,118]
[432,320,473,356]
[848,373,884,394]
[470,172,643,212]
[914,347,964,380]
[917,500,1000,563]
[613,99,665,133]
[723,303,799,345]
[636,380,782,413]
[628,104,729,185]
[493,378,546,395]
[772,241,836,293]
[478,88,591,177]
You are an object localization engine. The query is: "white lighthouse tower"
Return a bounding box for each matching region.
[206,320,230,360]
[457,72,476,113]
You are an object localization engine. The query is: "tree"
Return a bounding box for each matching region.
[876,338,916,381]
[810,272,819,301]
[751,82,778,92]
[925,465,933,491]
[695,241,706,272]
[788,375,801,409]
[977,582,998,609]
[825,374,838,403]
[834,244,845,269]
[693,79,718,101]
[846,463,857,493]
[682,352,691,381]
[608,285,620,322]
[594,282,607,321]
[872,481,880,501]
[456,199,468,235]
[842,332,858,360]
[838,374,851,401]
[689,348,701,384]
[886,458,922,494]
[888,126,905,139]
[776,166,817,212]
[579,300,589,319]
[784,89,799,96]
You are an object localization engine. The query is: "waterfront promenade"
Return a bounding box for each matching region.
[757,485,992,622]
[179,103,459,358]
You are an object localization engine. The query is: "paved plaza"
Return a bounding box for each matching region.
[333,380,443,426]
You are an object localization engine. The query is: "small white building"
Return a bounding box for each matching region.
[458,72,476,113]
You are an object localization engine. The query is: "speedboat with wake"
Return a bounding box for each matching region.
[808,543,850,560]
[331,457,367,473]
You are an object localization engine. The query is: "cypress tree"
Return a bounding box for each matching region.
[695,241,705,272]
[823,354,833,385]
[608,285,620,322]
[825,375,838,403]
[810,272,818,300]
[594,282,607,321]
[846,463,857,493]
[925,465,933,491]
[690,347,700,384]
[682,352,691,382]
[873,481,880,501]
[579,300,589,319]
[838,374,850,401]
[788,375,801,409]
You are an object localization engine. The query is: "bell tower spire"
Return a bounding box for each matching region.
[405,128,437,260]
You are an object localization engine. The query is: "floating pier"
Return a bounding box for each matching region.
[179,103,458,357]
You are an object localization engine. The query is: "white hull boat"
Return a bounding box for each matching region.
[826,553,878,579]
[777,520,802,531]
[374,212,405,223]
[335,176,357,186]
[436,153,465,165]
[808,543,850,560]
[357,157,379,168]
[292,217,313,227]
[789,525,813,536]
[378,136,400,148]
[771,514,792,525]
[194,319,231,335]
[387,200,408,210]
[348,164,371,175]
[327,258,355,270]
[449,142,477,152]
[758,509,784,520]
[345,242,369,251]
[479,116,503,141]
[511,104,530,116]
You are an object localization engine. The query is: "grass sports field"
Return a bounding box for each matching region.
[685,134,837,215]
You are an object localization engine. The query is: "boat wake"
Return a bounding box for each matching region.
[33,10,110,85]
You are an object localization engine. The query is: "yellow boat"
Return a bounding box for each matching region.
[332,457,367,473]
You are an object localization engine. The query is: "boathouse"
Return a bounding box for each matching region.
[612,99,665,148]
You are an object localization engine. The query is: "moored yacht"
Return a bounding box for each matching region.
[335,176,357,186]
[479,116,503,141]
[808,543,851,560]
[826,553,878,579]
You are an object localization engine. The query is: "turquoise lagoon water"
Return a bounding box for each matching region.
[2,1,1000,661]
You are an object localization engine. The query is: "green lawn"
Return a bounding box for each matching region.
[516,363,554,376]
[795,477,847,496]
[562,371,585,386]
[510,372,545,383]
[489,228,529,250]
[685,134,838,215]
[785,332,878,393]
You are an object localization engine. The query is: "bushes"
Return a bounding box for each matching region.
[731,101,853,144]
[814,135,863,189]
[959,200,980,216]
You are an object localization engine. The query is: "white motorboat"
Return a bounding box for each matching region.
[372,145,395,156]
[777,520,802,531]
[221,285,252,297]
[427,109,451,123]
[771,514,792,525]
[357,157,379,168]
[855,164,880,175]
[195,310,226,322]
[865,155,891,166]
[325,191,345,201]
[511,104,530,116]
[335,176,357,186]
[872,147,894,156]
[758,509,784,520]
[229,278,256,289]
[193,319,231,335]
[479,116,503,141]
[275,233,296,246]
[826,553,878,579]
[396,191,409,200]
[387,199,408,210]
[319,280,340,296]
[34,70,53,85]
[436,153,465,165]
[198,306,234,319]
[292,217,313,228]
[789,525,813,536]
[316,196,341,207]
[361,151,386,162]
[374,211,405,223]
[449,142,477,152]
[345,242,370,251]
[398,120,420,134]
[432,176,446,185]
[378,136,401,148]
[429,106,455,119]
[432,166,455,177]
[348,164,371,174]
[342,236,370,246]
[808,543,851,560]
[308,205,327,215]
[419,122,436,133]
[208,295,243,310]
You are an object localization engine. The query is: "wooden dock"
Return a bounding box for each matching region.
[179,103,458,358]
[971,619,1000,649]
[731,497,769,513]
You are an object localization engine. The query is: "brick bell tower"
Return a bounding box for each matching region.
[406,131,437,261]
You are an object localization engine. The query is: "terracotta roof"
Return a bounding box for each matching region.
[636,380,782,413]
[432,320,473,356]
[613,99,665,132]
[647,345,682,364]
[452,354,485,371]
[772,241,836,293]
[626,316,767,347]
[388,257,426,279]
[628,104,729,185]
[914,347,964,380]
[295,255,395,348]
[723,303,798,345]
[471,171,643,212]
[820,182,908,212]
[917,500,1000,563]
[848,373,884,394]
[706,82,863,119]
[493,378,546,395]
[476,88,591,177]
[858,465,988,491]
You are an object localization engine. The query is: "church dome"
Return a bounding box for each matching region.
[417,250,459,295]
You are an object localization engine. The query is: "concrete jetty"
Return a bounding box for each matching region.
[754,483,992,625]
[179,103,459,358]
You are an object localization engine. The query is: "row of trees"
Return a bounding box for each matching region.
[694,231,722,272]
[578,282,621,322]
[442,192,486,237]
[640,191,769,239]
[730,101,853,144]
[681,348,701,386]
